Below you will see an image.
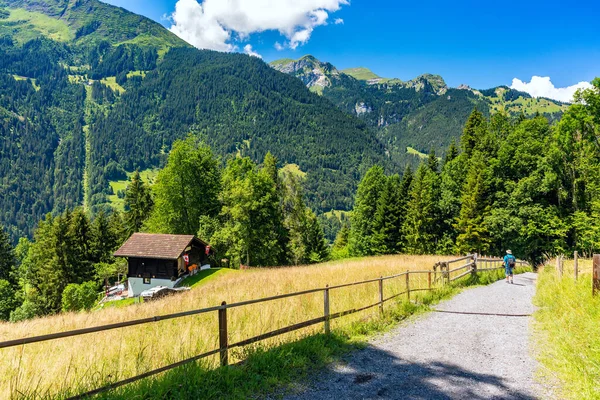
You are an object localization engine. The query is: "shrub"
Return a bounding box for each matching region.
[62,281,100,312]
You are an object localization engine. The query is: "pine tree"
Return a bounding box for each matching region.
[348,166,387,256]
[427,149,439,173]
[124,171,153,236]
[455,152,492,254]
[91,210,120,263]
[461,108,486,157]
[372,174,404,254]
[444,141,459,166]
[403,163,441,254]
[303,209,330,263]
[0,226,15,285]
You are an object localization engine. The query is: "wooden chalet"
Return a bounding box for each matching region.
[114,233,212,296]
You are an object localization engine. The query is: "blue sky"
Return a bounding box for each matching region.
[104,0,599,95]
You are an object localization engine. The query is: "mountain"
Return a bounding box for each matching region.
[1,0,186,51]
[0,0,392,241]
[270,56,568,164]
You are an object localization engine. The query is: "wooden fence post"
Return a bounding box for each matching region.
[406,273,410,302]
[378,277,384,314]
[324,285,330,334]
[574,251,578,281]
[218,301,228,367]
[472,253,478,276]
[428,271,432,290]
[556,256,563,278]
[593,255,600,296]
[445,262,450,285]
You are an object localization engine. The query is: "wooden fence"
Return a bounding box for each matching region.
[0,254,525,399]
[554,252,600,296]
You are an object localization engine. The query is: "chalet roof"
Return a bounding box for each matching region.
[114,233,207,260]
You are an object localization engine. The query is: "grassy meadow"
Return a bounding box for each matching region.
[534,261,600,399]
[0,254,461,398]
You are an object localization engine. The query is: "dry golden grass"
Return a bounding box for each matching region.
[0,254,455,398]
[560,257,593,276]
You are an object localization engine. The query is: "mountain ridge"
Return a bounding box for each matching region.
[270,55,568,167]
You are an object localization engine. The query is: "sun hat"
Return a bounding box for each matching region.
[506,250,512,254]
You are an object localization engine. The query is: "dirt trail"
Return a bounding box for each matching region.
[286,272,542,400]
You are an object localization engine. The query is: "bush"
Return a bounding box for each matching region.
[10,299,41,322]
[62,281,100,312]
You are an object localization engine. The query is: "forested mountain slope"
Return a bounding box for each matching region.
[0,0,391,241]
[271,56,568,165]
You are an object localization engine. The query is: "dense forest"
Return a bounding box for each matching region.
[0,0,393,241]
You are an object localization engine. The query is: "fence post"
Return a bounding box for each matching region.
[472,253,478,276]
[218,301,228,367]
[428,271,432,290]
[406,273,410,302]
[574,251,578,281]
[556,256,563,278]
[378,277,384,314]
[445,262,450,285]
[324,285,330,334]
[593,255,600,296]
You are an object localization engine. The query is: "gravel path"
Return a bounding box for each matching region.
[286,272,541,400]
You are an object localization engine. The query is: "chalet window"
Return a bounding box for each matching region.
[143,277,151,284]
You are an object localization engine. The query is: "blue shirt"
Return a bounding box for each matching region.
[504,254,516,268]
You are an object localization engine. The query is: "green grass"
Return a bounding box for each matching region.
[108,168,158,210]
[406,146,429,159]
[84,268,524,400]
[2,8,73,43]
[323,209,351,221]
[100,77,126,94]
[342,67,381,81]
[180,268,237,289]
[126,70,147,79]
[483,87,567,116]
[280,163,307,179]
[533,267,600,399]
[94,297,140,311]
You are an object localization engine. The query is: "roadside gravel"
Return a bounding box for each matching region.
[285,272,542,400]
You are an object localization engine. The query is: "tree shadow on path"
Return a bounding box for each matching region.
[286,338,537,400]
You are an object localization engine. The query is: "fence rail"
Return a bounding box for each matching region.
[0,253,522,399]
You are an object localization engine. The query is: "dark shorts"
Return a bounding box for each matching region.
[505,266,514,275]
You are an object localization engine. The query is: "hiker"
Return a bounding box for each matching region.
[504,250,516,284]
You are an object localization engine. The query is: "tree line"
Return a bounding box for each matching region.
[342,79,600,265]
[0,136,329,321]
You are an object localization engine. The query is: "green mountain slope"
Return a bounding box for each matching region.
[271,57,568,165]
[2,0,187,52]
[0,0,392,241]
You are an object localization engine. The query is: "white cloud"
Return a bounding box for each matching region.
[169,0,348,52]
[274,41,285,51]
[244,44,262,58]
[334,18,344,24]
[510,76,593,103]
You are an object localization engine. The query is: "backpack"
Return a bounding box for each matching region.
[508,257,516,268]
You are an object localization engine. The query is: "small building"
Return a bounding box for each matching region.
[114,233,212,297]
